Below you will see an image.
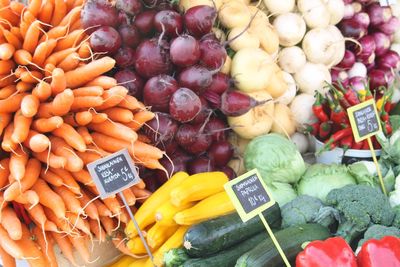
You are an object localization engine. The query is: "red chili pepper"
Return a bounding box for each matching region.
[326,94,349,125]
[362,140,370,150]
[318,121,332,141]
[336,83,360,106]
[296,237,357,267]
[357,236,400,267]
[323,128,353,150]
[385,121,392,135]
[340,135,353,150]
[330,86,351,109]
[313,92,329,122]
[372,136,381,149]
[352,140,363,150]
[304,123,320,136]
[384,101,392,114]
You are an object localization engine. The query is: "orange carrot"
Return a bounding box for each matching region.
[19,21,29,39]
[96,86,129,111]
[16,225,47,267]
[36,103,53,119]
[32,116,63,133]
[51,233,77,266]
[53,186,84,215]
[0,60,15,75]
[50,68,66,95]
[14,190,39,207]
[32,179,66,219]
[16,81,34,93]
[131,187,152,201]
[59,6,82,27]
[2,30,21,49]
[103,107,134,123]
[39,169,63,187]
[68,235,91,263]
[23,130,50,153]
[51,88,74,116]
[32,150,66,169]
[122,188,136,206]
[0,74,14,88]
[71,169,93,186]
[9,146,29,181]
[89,219,106,242]
[9,1,24,15]
[0,206,22,240]
[0,242,16,267]
[38,0,54,25]
[0,225,23,259]
[39,25,68,43]
[75,111,92,125]
[1,123,17,152]
[52,123,86,152]
[66,213,90,235]
[51,0,67,26]
[32,81,52,102]
[0,113,11,136]
[55,29,85,51]
[85,77,118,89]
[25,204,47,229]
[88,120,138,142]
[49,136,84,172]
[27,0,42,17]
[49,168,81,195]
[72,86,104,97]
[22,20,41,54]
[13,49,31,65]
[117,94,143,110]
[126,110,155,131]
[21,94,39,118]
[77,41,91,59]
[0,85,16,99]
[4,159,41,202]
[77,126,92,145]
[57,52,80,71]
[102,197,121,216]
[32,39,55,67]
[0,43,15,60]
[70,96,103,110]
[44,47,75,66]
[90,112,108,123]
[31,226,57,267]
[22,11,36,25]
[100,215,116,236]
[0,158,10,189]
[94,200,112,218]
[76,150,102,165]
[65,57,116,88]
[11,110,32,143]
[9,27,22,42]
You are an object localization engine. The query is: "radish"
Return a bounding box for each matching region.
[353,12,370,29]
[143,74,178,112]
[169,35,201,67]
[344,4,354,19]
[294,62,331,95]
[177,65,216,94]
[134,10,156,36]
[367,3,392,27]
[278,46,306,74]
[349,76,367,92]
[336,50,356,70]
[154,10,183,37]
[348,62,367,78]
[339,18,367,39]
[273,13,306,47]
[391,43,400,56]
[376,50,400,69]
[184,5,217,38]
[372,32,391,56]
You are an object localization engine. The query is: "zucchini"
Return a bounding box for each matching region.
[183,232,268,267]
[184,203,281,257]
[235,223,331,267]
[164,248,189,267]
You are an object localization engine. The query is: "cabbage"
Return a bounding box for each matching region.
[244,134,306,184]
[268,182,297,206]
[297,164,356,202]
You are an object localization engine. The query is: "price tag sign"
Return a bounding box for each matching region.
[87,148,140,199]
[224,169,275,222]
[347,99,382,143]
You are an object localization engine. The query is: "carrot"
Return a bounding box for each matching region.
[49,136,84,172]
[0,158,10,189]
[117,95,142,111]
[52,123,86,152]
[3,158,41,201]
[11,110,32,143]
[31,227,57,267]
[70,96,103,110]
[66,213,90,235]
[55,29,85,51]
[39,25,68,43]
[51,233,77,266]
[71,169,93,186]
[9,27,22,41]
[91,113,109,124]
[97,86,129,111]
[23,130,49,153]
[78,190,98,220]
[75,111,92,125]
[65,57,116,88]
[77,41,91,59]
[0,242,16,267]
[25,204,48,228]
[0,74,14,88]
[131,187,152,201]
[89,219,105,242]
[15,190,39,207]
[44,47,75,66]
[0,85,16,99]
[32,150,66,169]
[32,179,66,219]
[39,169,63,187]
[0,113,11,136]
[72,86,104,97]
[51,89,74,116]
[127,110,155,131]
[77,126,92,145]
[20,94,39,118]
[88,120,138,142]
[1,123,17,152]
[76,150,101,165]
[9,1,24,15]
[103,107,134,123]
[51,0,67,26]
[139,157,165,171]
[32,116,63,133]
[122,188,136,206]
[38,0,54,25]
[2,30,21,49]
[53,186,84,215]
[22,20,41,54]
[32,39,55,67]
[17,225,47,267]
[50,68,66,95]
[23,11,36,25]
[68,234,91,263]
[0,59,15,74]
[32,81,52,102]
[0,225,23,259]
[16,81,34,93]
[13,49,32,65]
[49,168,81,195]
[57,52,80,71]
[0,43,15,60]
[102,197,121,216]
[9,146,29,181]
[19,22,29,39]
[100,215,116,236]
[27,0,42,17]
[59,6,82,27]
[20,70,43,84]
[0,206,22,240]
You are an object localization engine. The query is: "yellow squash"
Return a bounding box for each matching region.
[125,172,189,238]
[170,172,228,206]
[127,236,151,254]
[128,258,148,267]
[174,191,235,225]
[147,222,179,249]
[155,201,194,226]
[106,255,136,267]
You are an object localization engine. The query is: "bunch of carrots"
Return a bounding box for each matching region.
[0,0,166,266]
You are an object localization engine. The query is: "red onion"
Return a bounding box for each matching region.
[349,76,367,91]
[353,12,370,29]
[367,3,392,27]
[356,35,376,57]
[372,32,391,56]
[378,17,400,35]
[339,18,367,39]
[377,50,400,69]
[369,69,388,89]
[337,50,356,70]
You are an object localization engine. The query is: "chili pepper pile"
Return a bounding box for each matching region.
[306,82,394,151]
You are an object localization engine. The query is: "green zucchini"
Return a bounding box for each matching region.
[235,223,331,267]
[182,232,268,267]
[164,248,189,267]
[184,203,281,257]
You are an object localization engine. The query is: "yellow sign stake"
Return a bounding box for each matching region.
[367,137,387,195]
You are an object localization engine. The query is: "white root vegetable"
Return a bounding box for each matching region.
[179,0,223,11]
[278,46,307,73]
[266,66,288,98]
[291,132,309,154]
[326,0,345,25]
[227,91,274,139]
[393,29,400,44]
[276,72,297,105]
[227,27,260,51]
[294,62,331,95]
[252,23,280,55]
[302,26,345,67]
[263,0,295,15]
[271,103,296,137]
[297,0,330,28]
[231,48,275,92]
[219,1,251,28]
[221,55,232,74]
[248,5,269,25]
[348,62,367,78]
[273,13,306,47]
[290,93,318,128]
[212,27,227,43]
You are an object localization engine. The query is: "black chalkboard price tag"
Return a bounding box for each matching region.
[87,148,140,199]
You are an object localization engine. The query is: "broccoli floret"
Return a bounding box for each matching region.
[392,207,400,228]
[281,195,337,228]
[358,224,400,248]
[326,185,395,243]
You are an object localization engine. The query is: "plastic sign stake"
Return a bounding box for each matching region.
[224,169,291,267]
[347,99,386,195]
[87,149,155,266]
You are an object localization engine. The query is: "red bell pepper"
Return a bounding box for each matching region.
[296,237,357,267]
[357,236,400,267]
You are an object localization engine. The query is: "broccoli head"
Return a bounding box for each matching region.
[357,224,400,248]
[392,207,400,228]
[326,184,395,243]
[281,195,338,228]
